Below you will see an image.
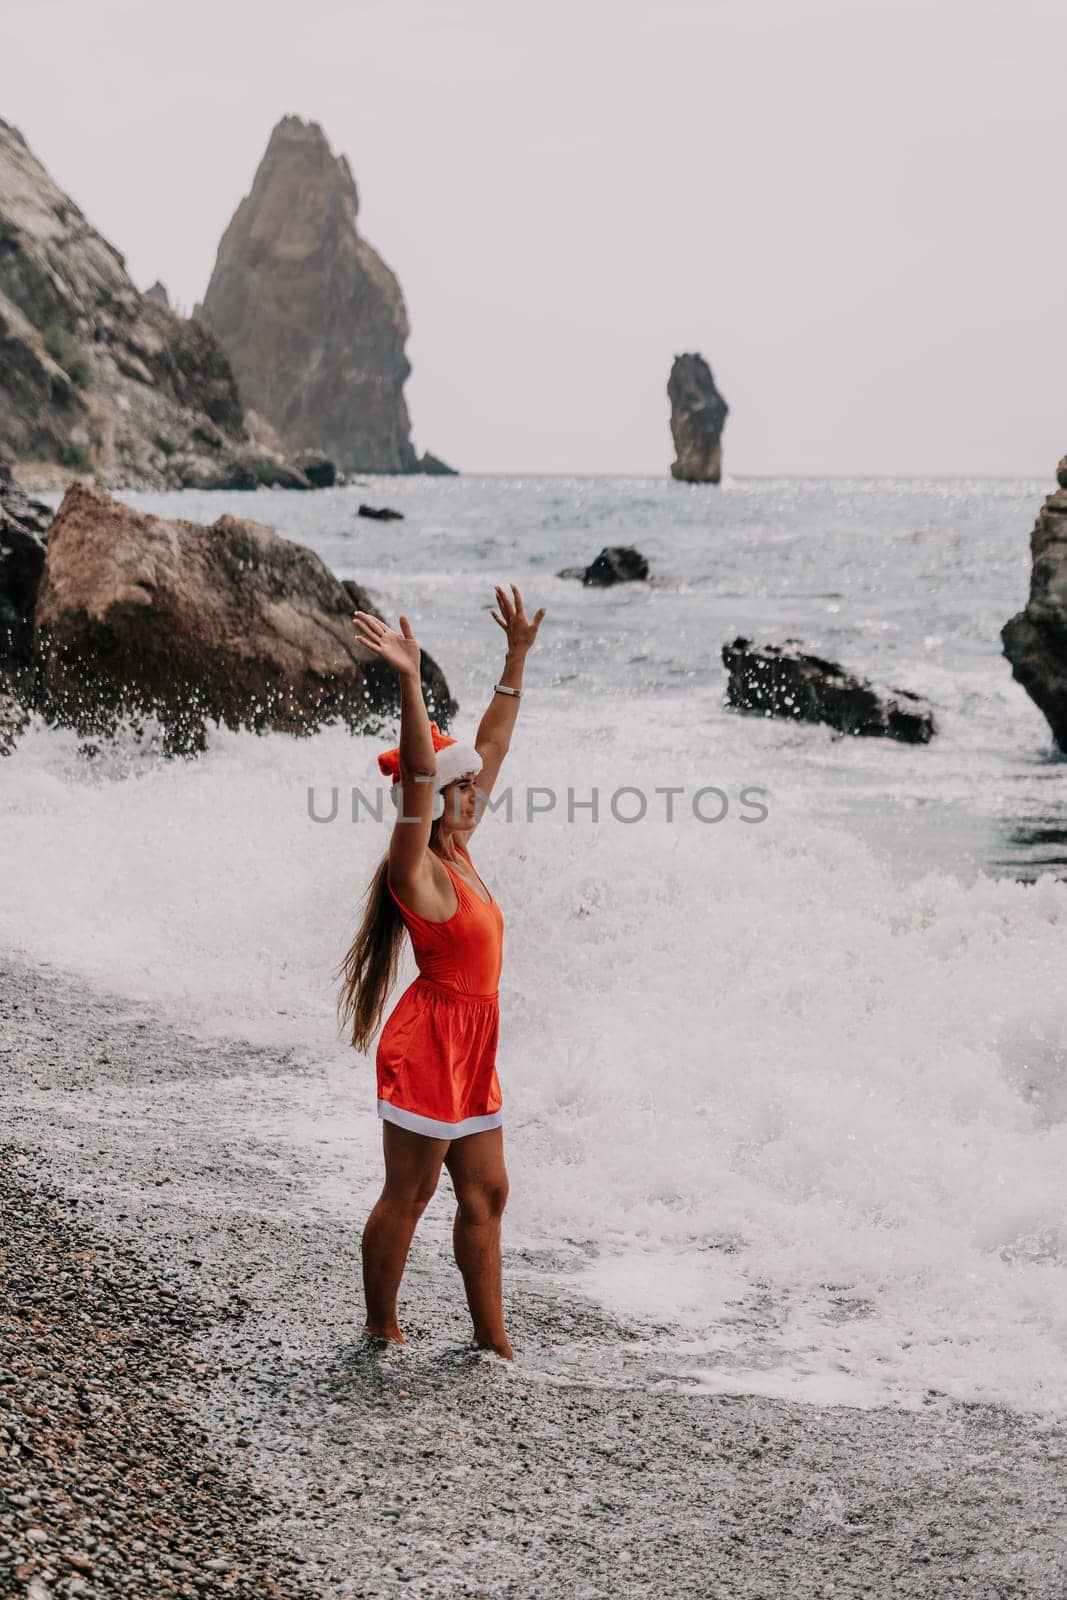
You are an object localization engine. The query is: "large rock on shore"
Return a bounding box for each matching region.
[722,637,936,743]
[0,462,50,749]
[668,353,729,484]
[0,118,252,490]
[1001,458,1067,751]
[33,483,456,754]
[200,117,444,477]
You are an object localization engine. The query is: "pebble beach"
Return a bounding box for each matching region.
[3,951,1065,1599]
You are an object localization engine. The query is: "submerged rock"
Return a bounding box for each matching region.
[668,353,729,484]
[33,483,455,754]
[1001,459,1067,751]
[200,116,447,477]
[722,636,936,743]
[358,503,404,522]
[557,546,650,586]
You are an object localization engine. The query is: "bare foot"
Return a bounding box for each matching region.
[362,1321,407,1346]
[474,1335,515,1361]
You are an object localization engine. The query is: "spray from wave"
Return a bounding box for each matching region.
[2,699,1065,1412]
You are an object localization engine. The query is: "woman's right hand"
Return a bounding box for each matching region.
[352,612,421,679]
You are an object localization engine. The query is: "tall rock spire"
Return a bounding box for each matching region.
[199,116,422,474]
[668,353,729,484]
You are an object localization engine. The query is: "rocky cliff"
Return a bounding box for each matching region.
[199,116,446,476]
[1002,457,1067,751]
[668,353,729,484]
[0,119,254,489]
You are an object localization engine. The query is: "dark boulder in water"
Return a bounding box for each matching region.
[358,503,404,522]
[1001,460,1067,752]
[557,546,650,586]
[32,482,455,755]
[722,636,936,743]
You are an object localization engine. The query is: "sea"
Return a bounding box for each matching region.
[3,473,1066,1415]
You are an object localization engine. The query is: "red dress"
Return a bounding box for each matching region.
[376,843,505,1139]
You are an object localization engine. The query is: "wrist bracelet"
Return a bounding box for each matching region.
[494,683,522,698]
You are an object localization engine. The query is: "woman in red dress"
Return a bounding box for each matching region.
[336,585,546,1360]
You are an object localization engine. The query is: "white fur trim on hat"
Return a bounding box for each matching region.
[432,742,482,791]
[389,741,482,817]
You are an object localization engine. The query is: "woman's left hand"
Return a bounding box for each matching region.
[491,583,546,655]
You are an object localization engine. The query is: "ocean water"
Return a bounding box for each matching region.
[3,474,1066,1414]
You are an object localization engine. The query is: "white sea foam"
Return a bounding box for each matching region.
[2,685,1065,1414]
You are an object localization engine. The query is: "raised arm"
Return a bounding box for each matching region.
[475,583,546,800]
[351,611,437,888]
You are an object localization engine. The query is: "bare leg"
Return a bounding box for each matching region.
[362,1121,449,1343]
[444,1126,513,1359]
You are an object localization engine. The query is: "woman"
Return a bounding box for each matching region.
[336,583,546,1361]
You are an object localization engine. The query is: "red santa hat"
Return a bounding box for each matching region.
[378,723,483,817]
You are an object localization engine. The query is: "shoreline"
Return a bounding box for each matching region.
[3,949,1065,1599]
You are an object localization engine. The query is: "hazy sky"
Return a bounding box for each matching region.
[4,0,1066,475]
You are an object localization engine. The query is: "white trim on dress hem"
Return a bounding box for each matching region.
[377,1099,503,1140]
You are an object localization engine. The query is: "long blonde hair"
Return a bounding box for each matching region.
[335,818,442,1053]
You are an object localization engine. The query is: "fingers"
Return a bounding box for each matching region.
[492,586,545,633]
[398,614,414,638]
[352,613,382,650]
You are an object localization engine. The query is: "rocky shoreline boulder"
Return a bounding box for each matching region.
[0,462,51,749]
[1001,457,1067,751]
[32,483,455,755]
[668,353,729,484]
[722,637,936,743]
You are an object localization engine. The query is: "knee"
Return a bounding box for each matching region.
[381,1181,438,1219]
[456,1177,509,1225]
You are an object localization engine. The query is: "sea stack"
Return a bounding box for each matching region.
[200,116,439,476]
[1001,456,1067,751]
[668,353,729,484]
